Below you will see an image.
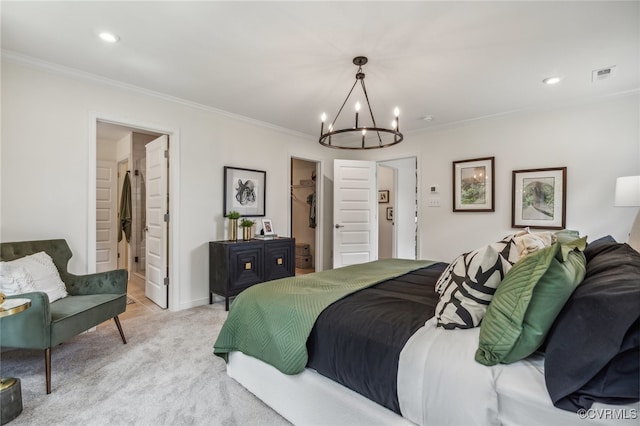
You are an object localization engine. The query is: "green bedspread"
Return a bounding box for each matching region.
[213,258,435,374]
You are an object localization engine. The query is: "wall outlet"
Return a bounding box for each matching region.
[428,197,441,207]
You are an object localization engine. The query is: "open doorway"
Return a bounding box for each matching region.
[377,157,418,260]
[96,121,169,310]
[291,157,321,274]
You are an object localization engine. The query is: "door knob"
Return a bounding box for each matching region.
[335,224,344,229]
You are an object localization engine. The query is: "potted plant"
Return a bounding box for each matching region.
[240,218,256,241]
[227,211,240,241]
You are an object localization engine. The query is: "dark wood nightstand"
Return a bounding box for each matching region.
[209,238,295,310]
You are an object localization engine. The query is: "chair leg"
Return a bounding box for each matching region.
[113,316,127,344]
[45,348,51,394]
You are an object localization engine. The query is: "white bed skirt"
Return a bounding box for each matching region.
[227,351,414,426]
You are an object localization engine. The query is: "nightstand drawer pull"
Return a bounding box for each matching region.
[244,262,252,270]
[277,258,283,265]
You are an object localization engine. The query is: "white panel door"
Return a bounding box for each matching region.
[96,160,118,272]
[145,135,168,308]
[333,159,378,268]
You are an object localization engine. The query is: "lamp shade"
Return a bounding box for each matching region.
[615,176,640,206]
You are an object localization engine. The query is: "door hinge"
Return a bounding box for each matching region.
[163,277,169,286]
[164,213,170,222]
[164,150,169,158]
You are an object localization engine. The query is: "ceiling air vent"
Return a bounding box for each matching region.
[592,66,616,82]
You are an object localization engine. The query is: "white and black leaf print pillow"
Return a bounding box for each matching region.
[435,235,519,329]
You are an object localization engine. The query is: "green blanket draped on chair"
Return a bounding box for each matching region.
[213,258,435,374]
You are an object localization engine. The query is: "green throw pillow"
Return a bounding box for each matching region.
[475,238,587,366]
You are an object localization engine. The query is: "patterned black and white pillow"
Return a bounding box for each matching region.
[435,235,519,329]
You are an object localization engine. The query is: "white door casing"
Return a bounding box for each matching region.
[145,135,169,308]
[333,159,378,268]
[96,160,118,273]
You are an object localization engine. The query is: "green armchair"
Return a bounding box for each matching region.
[0,239,128,394]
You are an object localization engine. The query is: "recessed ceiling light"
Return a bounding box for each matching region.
[542,76,561,85]
[99,32,119,43]
[421,115,434,122]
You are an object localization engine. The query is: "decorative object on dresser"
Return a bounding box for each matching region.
[512,167,566,229]
[453,157,495,212]
[223,166,266,217]
[226,210,240,241]
[239,218,256,241]
[261,218,275,236]
[209,238,295,310]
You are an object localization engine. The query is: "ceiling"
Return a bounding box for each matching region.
[2,1,638,139]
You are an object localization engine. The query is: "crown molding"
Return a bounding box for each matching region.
[1,49,315,141]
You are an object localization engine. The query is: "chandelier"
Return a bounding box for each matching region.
[318,56,403,150]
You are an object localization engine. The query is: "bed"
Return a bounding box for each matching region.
[214,235,639,425]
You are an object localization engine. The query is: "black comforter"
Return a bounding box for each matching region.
[306,262,446,414]
[544,240,640,411]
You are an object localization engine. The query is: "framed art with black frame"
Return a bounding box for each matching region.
[223,166,266,217]
[512,167,566,229]
[453,157,495,212]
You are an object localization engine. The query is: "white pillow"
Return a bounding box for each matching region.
[0,263,36,295]
[0,252,68,302]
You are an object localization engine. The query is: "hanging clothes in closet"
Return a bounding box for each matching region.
[307,191,316,228]
[118,171,132,243]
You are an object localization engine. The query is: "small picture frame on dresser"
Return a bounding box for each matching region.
[261,218,275,235]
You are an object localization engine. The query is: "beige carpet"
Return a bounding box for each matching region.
[1,304,290,426]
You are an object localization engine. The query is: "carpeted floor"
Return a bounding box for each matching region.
[0,304,290,426]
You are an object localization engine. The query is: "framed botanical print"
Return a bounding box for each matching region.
[223,166,266,217]
[512,167,566,229]
[453,157,495,212]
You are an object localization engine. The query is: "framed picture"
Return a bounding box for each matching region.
[223,166,266,217]
[512,167,566,229]
[261,218,275,235]
[386,207,393,221]
[453,157,495,212]
[378,190,389,203]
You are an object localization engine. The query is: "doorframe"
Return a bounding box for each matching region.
[376,152,421,260]
[88,112,181,311]
[288,154,324,272]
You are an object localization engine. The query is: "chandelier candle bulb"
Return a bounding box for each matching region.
[355,102,361,128]
[320,113,326,134]
[394,107,400,131]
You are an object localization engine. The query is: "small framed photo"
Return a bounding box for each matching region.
[386,207,393,221]
[512,167,566,229]
[261,218,275,235]
[453,157,495,212]
[224,166,266,217]
[378,190,389,203]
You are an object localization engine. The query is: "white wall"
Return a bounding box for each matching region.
[1,60,334,310]
[2,59,638,310]
[359,94,640,261]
